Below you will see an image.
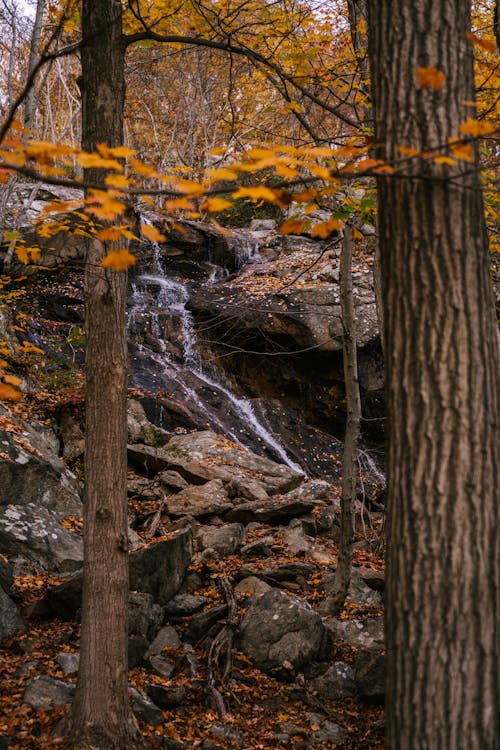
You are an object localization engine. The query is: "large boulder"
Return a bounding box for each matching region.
[128,430,303,498]
[238,588,328,673]
[167,479,232,517]
[0,585,25,640]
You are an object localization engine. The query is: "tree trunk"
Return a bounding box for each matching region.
[320,226,361,615]
[24,0,45,129]
[367,2,500,748]
[69,1,142,747]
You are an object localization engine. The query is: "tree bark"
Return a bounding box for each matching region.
[24,0,45,129]
[69,1,142,747]
[367,2,500,748]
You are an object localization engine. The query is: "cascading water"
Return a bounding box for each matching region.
[128,236,302,472]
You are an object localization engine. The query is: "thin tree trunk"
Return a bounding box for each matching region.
[320,225,361,615]
[24,0,45,129]
[367,1,500,747]
[69,1,142,747]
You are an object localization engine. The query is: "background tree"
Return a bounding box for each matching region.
[367,1,499,747]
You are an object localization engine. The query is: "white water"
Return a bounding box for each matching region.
[128,240,302,472]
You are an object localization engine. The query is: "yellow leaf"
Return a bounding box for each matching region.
[205,168,238,182]
[3,375,21,386]
[458,118,495,137]
[105,174,130,188]
[102,249,136,271]
[283,101,304,114]
[98,145,136,158]
[140,223,166,243]
[449,140,474,162]
[311,219,342,238]
[466,32,497,53]
[416,66,446,90]
[201,197,232,212]
[280,218,306,235]
[434,155,456,166]
[0,382,23,402]
[97,225,137,241]
[352,228,363,239]
[232,186,279,203]
[398,146,420,157]
[129,158,159,178]
[164,198,195,211]
[310,164,332,180]
[173,179,205,196]
[76,153,123,171]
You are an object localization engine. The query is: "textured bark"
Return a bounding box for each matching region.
[24,0,45,128]
[69,2,142,747]
[367,2,500,748]
[321,227,361,615]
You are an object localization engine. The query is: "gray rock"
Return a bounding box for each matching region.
[146,625,181,657]
[127,400,168,447]
[23,675,75,709]
[239,561,315,584]
[57,652,80,675]
[167,479,232,517]
[148,654,175,679]
[164,593,206,618]
[128,592,163,639]
[226,494,318,525]
[320,568,382,607]
[129,686,164,726]
[145,683,186,708]
[196,523,245,555]
[184,605,228,644]
[324,616,384,650]
[308,661,356,700]
[234,576,271,599]
[59,412,84,459]
[282,519,313,555]
[127,476,165,502]
[0,504,83,573]
[210,725,243,748]
[0,584,25,640]
[0,556,13,590]
[238,589,328,673]
[240,537,274,559]
[158,470,189,492]
[354,649,386,699]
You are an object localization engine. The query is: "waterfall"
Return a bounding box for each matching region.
[128,241,302,472]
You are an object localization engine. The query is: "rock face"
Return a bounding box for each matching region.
[0,407,83,572]
[0,585,25,640]
[238,588,328,673]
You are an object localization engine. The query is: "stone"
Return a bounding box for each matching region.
[234,576,271,599]
[282,519,313,556]
[129,686,164,726]
[354,649,386,700]
[0,557,13,591]
[128,592,163,639]
[308,662,356,700]
[59,412,84,459]
[320,568,382,608]
[184,605,228,644]
[238,561,315,585]
[128,635,150,669]
[127,476,165,502]
[23,675,75,710]
[34,527,192,618]
[357,565,385,592]
[240,537,274,559]
[127,399,168,447]
[324,617,384,650]
[238,589,328,673]
[210,725,244,748]
[226,495,318,525]
[0,585,25,640]
[196,523,245,555]
[0,504,83,573]
[145,683,186,708]
[164,594,206,618]
[159,470,189,492]
[146,625,181,657]
[56,652,80,675]
[148,654,175,679]
[167,479,232,517]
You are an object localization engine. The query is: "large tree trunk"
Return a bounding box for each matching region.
[367,1,500,748]
[69,1,142,747]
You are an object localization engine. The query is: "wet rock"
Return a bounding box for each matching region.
[308,662,356,700]
[196,522,245,555]
[167,479,232,517]
[238,589,328,673]
[56,652,80,676]
[0,585,25,640]
[129,686,163,726]
[23,675,75,710]
[164,594,207,618]
[127,399,168,447]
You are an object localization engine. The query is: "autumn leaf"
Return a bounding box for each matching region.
[232,186,279,203]
[97,225,137,241]
[416,66,446,89]
[458,118,495,138]
[398,146,420,157]
[449,140,474,162]
[173,179,205,196]
[434,155,456,166]
[98,144,136,159]
[280,218,307,235]
[0,382,23,401]
[205,167,238,182]
[466,32,497,53]
[76,153,123,171]
[310,219,343,238]
[140,223,166,243]
[201,197,233,212]
[102,249,137,271]
[105,173,130,188]
[3,375,21,386]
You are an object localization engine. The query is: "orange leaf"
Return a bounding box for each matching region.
[466,32,497,53]
[232,186,279,203]
[3,375,21,386]
[200,197,232,212]
[140,223,166,243]
[458,118,495,137]
[311,219,342,238]
[449,140,474,162]
[280,218,307,235]
[105,174,130,188]
[434,155,456,166]
[0,382,23,402]
[416,66,446,90]
[398,146,420,157]
[102,249,136,271]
